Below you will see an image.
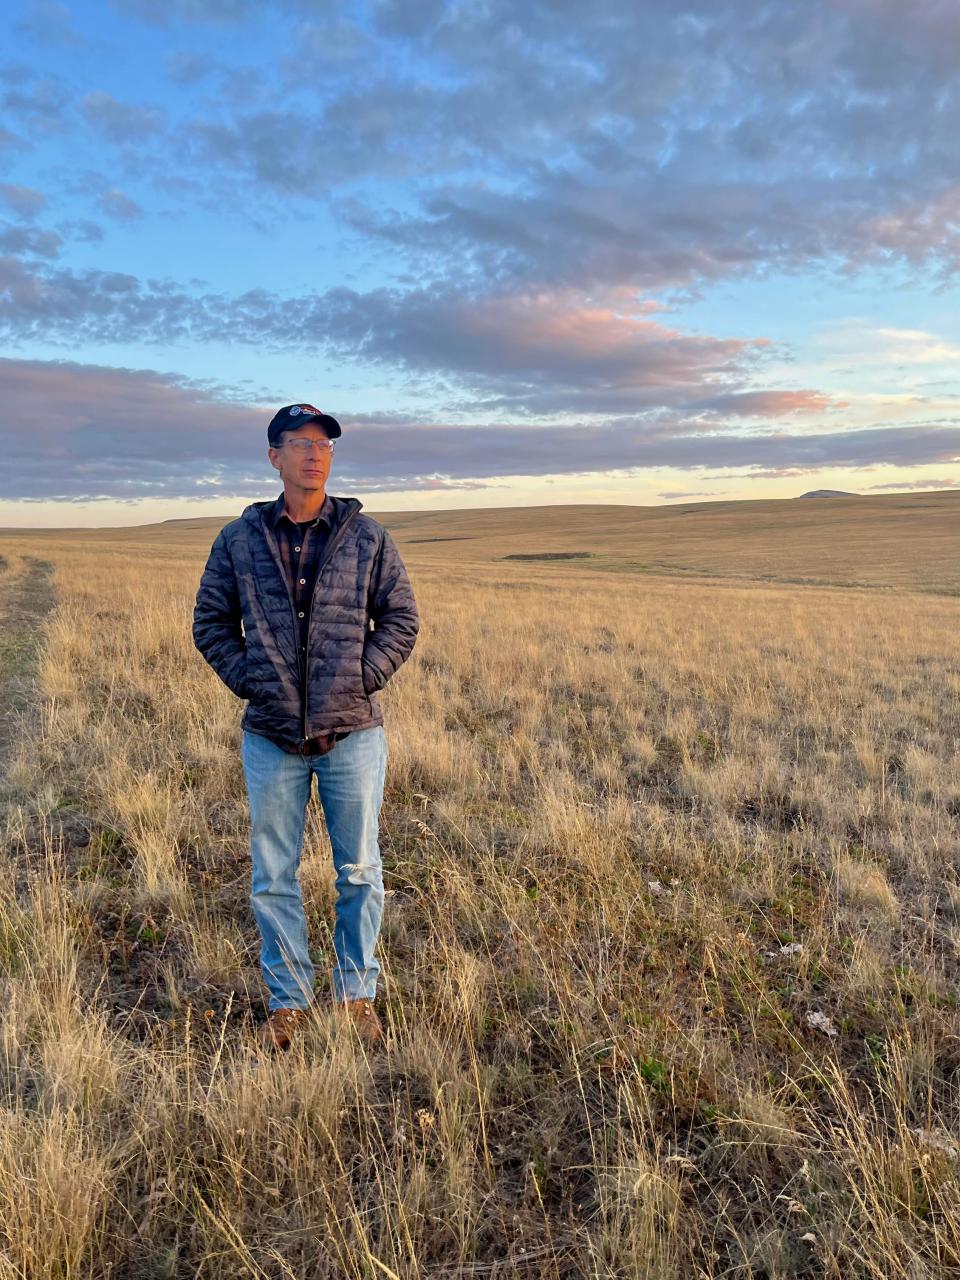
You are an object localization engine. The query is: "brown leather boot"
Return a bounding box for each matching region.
[259,1007,309,1052]
[338,997,384,1047]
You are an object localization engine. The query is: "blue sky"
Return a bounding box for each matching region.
[1,0,958,526]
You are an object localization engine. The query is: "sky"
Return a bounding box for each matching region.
[1,0,959,527]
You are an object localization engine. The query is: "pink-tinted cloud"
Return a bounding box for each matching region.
[687,390,842,416]
[857,186,960,280]
[0,355,957,504]
[0,264,837,420]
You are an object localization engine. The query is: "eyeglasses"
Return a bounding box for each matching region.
[280,438,335,454]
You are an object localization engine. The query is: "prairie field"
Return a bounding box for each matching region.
[0,491,959,1278]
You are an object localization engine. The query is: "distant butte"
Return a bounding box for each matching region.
[796,489,860,498]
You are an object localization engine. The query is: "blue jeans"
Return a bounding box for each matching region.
[240,725,388,1010]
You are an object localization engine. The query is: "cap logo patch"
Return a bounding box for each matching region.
[288,406,302,416]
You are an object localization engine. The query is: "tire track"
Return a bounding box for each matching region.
[0,554,57,776]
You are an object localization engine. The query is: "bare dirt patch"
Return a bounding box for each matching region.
[503,550,594,561]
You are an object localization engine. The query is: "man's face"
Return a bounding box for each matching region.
[268,422,334,491]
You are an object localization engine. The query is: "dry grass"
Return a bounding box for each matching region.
[5,488,960,594]
[0,518,959,1277]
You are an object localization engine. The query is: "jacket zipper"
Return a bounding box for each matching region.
[258,501,361,749]
[302,506,361,745]
[260,519,302,679]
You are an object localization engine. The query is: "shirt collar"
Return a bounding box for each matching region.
[267,490,333,531]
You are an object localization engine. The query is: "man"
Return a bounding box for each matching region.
[192,404,419,1051]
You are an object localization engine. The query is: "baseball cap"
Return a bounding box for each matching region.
[268,404,342,447]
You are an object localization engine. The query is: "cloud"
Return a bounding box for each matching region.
[80,90,165,142]
[0,225,62,258]
[289,19,378,69]
[857,187,960,284]
[165,51,218,85]
[0,261,840,419]
[56,218,104,243]
[110,0,254,22]
[0,258,201,342]
[373,0,449,39]
[814,320,960,359]
[97,188,144,221]
[0,68,70,136]
[185,81,458,194]
[0,125,28,155]
[0,183,47,218]
[297,286,844,418]
[686,390,840,416]
[301,286,776,412]
[15,0,84,47]
[110,0,955,311]
[10,0,960,296]
[0,355,956,503]
[262,1,950,297]
[388,4,960,291]
[1,0,959,517]
[865,477,960,491]
[657,489,722,500]
[0,356,264,502]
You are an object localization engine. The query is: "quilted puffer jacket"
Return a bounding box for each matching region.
[192,493,419,750]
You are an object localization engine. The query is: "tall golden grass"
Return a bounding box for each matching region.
[1,525,959,1277]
